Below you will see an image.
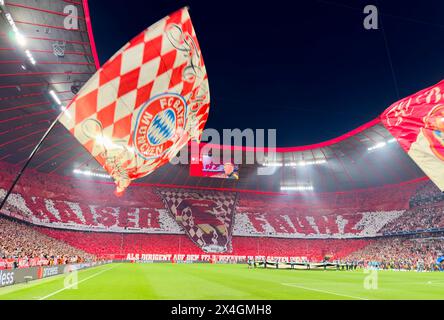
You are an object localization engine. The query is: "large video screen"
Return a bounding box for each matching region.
[190,154,239,180]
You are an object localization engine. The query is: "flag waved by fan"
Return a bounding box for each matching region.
[59,7,210,195]
[381,80,444,191]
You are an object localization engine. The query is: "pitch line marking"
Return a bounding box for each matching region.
[38,265,116,300]
[281,283,370,300]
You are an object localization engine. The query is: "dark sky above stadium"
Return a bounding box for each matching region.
[89,0,444,147]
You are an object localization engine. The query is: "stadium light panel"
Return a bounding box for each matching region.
[15,33,26,47]
[5,13,26,47]
[24,49,36,65]
[49,90,62,105]
[368,138,397,152]
[285,159,327,167]
[5,13,38,65]
[280,185,314,191]
[73,169,111,179]
[367,141,386,151]
[263,162,283,167]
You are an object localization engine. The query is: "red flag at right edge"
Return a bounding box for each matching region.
[381,80,444,191]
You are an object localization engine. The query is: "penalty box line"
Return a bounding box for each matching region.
[281,283,369,300]
[38,265,117,300]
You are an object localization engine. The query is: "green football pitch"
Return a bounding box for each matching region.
[0,263,443,300]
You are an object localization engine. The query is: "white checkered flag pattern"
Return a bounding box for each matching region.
[157,188,238,253]
[59,7,210,195]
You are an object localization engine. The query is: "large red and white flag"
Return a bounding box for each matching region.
[59,8,210,195]
[381,80,444,191]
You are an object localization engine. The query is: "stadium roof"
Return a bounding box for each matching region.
[136,120,426,193]
[0,0,98,176]
[0,1,427,194]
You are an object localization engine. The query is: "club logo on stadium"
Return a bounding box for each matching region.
[423,104,444,161]
[133,93,187,160]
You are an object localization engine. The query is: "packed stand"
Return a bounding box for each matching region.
[409,181,444,207]
[0,216,95,270]
[381,205,444,234]
[345,236,444,271]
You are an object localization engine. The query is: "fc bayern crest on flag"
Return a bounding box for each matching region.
[422,104,444,162]
[58,7,210,195]
[133,93,187,160]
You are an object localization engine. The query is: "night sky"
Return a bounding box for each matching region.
[88,0,444,147]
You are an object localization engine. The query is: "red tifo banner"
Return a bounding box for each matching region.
[381,80,444,191]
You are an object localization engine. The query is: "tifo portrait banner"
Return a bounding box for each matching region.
[59,7,210,195]
[381,80,444,191]
[156,188,238,253]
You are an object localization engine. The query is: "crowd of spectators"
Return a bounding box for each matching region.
[381,205,444,234]
[2,161,444,271]
[0,216,95,269]
[345,236,444,271]
[409,181,444,207]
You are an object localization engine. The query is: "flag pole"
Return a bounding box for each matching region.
[0,113,63,212]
